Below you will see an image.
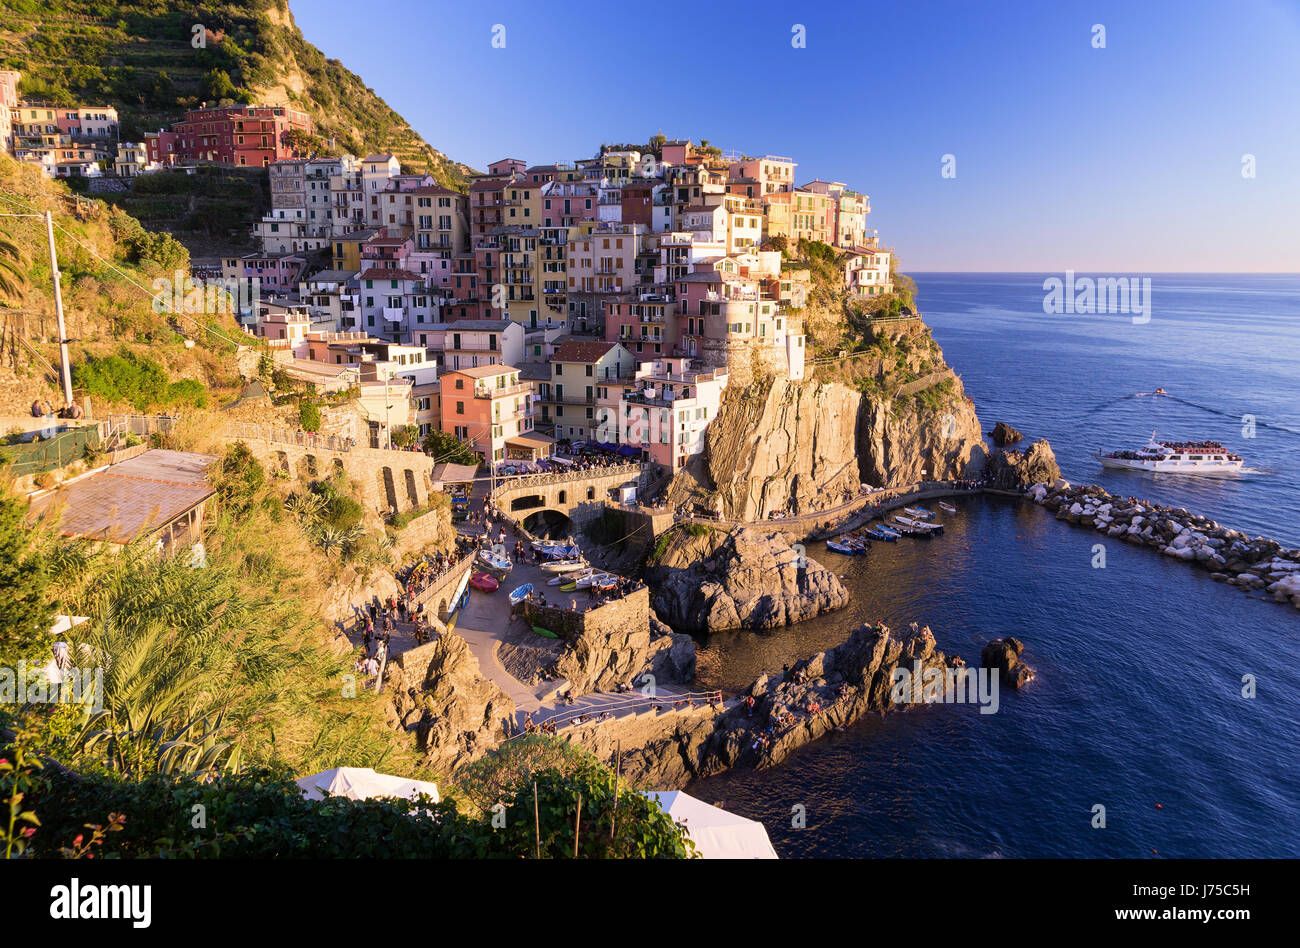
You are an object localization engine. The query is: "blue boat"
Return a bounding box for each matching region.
[864,526,898,542]
[508,584,534,605]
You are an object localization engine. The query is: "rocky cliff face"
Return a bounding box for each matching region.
[571,621,957,789]
[648,527,850,633]
[666,319,987,521]
[384,630,516,776]
[856,381,986,488]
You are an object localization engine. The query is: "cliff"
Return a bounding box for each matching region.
[384,630,516,777]
[666,317,987,522]
[648,526,850,633]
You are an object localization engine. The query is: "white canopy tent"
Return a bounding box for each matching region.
[296,767,440,804]
[643,791,779,859]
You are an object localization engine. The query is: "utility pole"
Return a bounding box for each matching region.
[44,211,74,408]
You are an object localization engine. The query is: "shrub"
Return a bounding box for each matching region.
[298,400,321,432]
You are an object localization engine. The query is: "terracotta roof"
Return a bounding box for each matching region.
[358,267,422,280]
[553,339,617,363]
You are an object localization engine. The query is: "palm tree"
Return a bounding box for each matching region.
[0,234,27,302]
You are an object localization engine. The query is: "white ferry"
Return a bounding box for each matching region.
[1096,431,1244,474]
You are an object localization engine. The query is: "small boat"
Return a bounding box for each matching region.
[873,523,902,539]
[894,515,942,534]
[864,526,897,542]
[1154,387,1167,395]
[470,572,499,593]
[531,625,558,639]
[559,582,578,592]
[575,571,618,589]
[508,584,533,605]
[477,549,512,572]
[826,539,859,555]
[540,557,587,573]
[903,506,935,519]
[537,543,582,561]
[938,502,958,514]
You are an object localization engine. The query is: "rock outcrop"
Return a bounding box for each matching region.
[980,637,1035,689]
[569,621,959,789]
[664,319,988,522]
[989,421,1024,445]
[987,438,1061,491]
[648,527,849,633]
[384,630,516,776]
[1028,480,1300,610]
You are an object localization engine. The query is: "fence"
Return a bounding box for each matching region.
[224,421,355,454]
[0,426,100,478]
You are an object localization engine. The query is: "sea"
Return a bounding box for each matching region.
[689,273,1300,858]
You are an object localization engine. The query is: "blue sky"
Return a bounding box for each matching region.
[291,0,1300,271]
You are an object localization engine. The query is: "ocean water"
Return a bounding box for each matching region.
[689,273,1300,858]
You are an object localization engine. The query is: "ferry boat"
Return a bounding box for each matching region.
[1095,430,1244,475]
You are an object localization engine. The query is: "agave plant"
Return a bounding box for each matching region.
[284,491,327,523]
[79,708,243,782]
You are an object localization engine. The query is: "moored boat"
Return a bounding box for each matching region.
[939,501,958,514]
[470,572,499,593]
[903,506,935,519]
[540,557,587,573]
[864,526,898,542]
[477,549,513,572]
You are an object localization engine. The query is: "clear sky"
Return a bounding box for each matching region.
[290,0,1300,271]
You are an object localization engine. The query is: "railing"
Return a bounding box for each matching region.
[225,421,355,453]
[491,461,644,498]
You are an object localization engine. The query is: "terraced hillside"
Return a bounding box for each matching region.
[0,0,473,187]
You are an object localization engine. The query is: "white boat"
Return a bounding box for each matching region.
[903,506,934,519]
[477,549,512,572]
[1096,430,1244,475]
[540,557,587,573]
[575,571,618,589]
[894,515,942,533]
[938,502,958,514]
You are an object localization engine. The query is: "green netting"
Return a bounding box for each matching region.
[0,426,101,477]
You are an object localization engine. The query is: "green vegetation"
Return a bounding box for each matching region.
[390,424,419,449]
[0,482,55,666]
[8,735,693,858]
[422,429,478,465]
[0,0,471,188]
[72,349,210,411]
[298,399,321,432]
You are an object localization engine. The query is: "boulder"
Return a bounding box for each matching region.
[989,421,1024,445]
[980,637,1036,690]
[987,439,1062,491]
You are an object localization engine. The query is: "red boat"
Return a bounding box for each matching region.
[469,572,499,593]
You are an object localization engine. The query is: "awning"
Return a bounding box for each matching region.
[297,767,440,803]
[506,431,556,447]
[430,462,480,485]
[642,791,778,859]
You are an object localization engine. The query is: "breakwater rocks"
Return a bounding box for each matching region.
[572,622,955,789]
[1030,480,1300,610]
[981,637,1035,689]
[987,438,1061,491]
[649,526,849,633]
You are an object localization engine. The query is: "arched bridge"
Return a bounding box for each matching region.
[491,462,647,530]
